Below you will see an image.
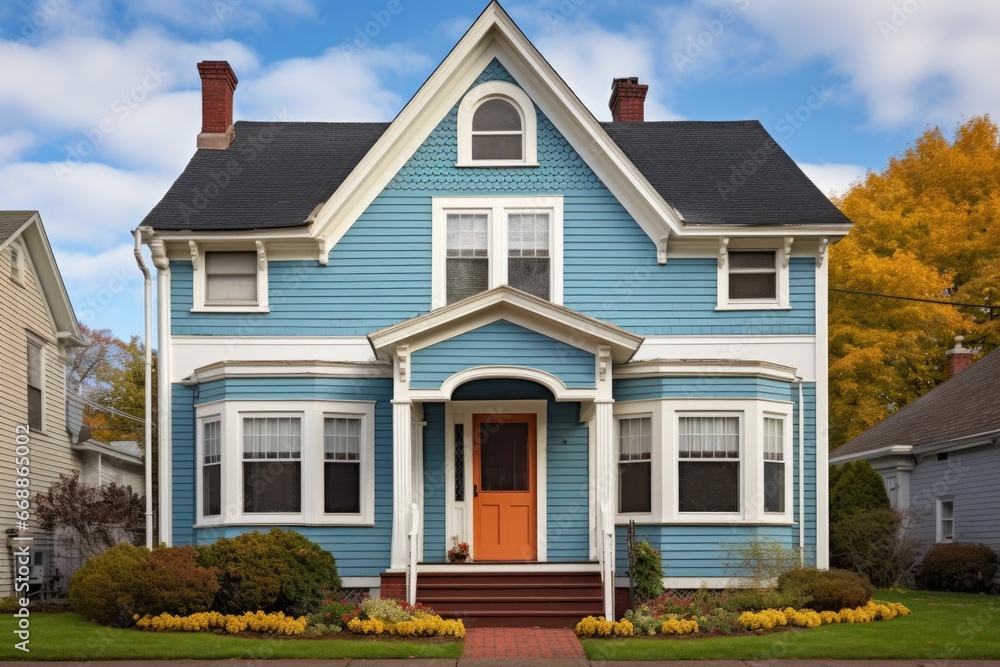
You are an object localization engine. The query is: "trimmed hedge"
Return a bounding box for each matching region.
[916,543,998,593]
[777,567,873,612]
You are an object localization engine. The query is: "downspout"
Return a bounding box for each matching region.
[796,377,805,566]
[133,229,154,549]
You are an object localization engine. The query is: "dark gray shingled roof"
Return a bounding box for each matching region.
[141,119,850,231]
[0,211,35,244]
[601,121,851,226]
[834,348,1000,459]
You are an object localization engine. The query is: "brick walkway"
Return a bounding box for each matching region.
[463,626,586,659]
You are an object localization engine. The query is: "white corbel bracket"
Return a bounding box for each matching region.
[397,345,409,383]
[657,235,669,265]
[598,346,611,382]
[783,237,794,268]
[255,241,266,271]
[188,241,199,270]
[718,237,730,269]
[317,236,328,266]
[817,237,829,268]
[149,238,169,271]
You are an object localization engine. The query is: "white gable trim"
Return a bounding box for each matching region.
[309,2,687,259]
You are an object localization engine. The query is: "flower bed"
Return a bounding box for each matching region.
[134,610,308,635]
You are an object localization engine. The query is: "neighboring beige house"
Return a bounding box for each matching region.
[0,211,143,597]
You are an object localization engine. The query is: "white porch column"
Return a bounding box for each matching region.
[391,399,413,570]
[595,398,616,618]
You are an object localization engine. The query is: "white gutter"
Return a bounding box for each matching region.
[133,229,154,550]
[796,377,805,565]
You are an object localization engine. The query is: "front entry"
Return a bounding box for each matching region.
[472,413,537,561]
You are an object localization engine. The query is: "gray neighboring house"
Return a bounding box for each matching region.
[830,338,999,557]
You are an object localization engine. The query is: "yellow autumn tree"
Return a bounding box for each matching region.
[829,115,1000,447]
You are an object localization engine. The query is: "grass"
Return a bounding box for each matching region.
[582,589,1000,661]
[0,612,463,661]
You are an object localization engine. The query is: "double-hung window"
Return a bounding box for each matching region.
[618,416,652,514]
[242,416,302,513]
[27,339,43,431]
[678,415,741,513]
[728,251,777,301]
[937,499,954,543]
[202,419,222,516]
[762,416,785,513]
[717,242,791,310]
[191,246,269,313]
[434,197,563,307]
[324,416,362,514]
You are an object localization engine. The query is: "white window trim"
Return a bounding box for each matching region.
[432,196,563,309]
[717,240,790,311]
[190,245,270,313]
[10,241,25,286]
[194,400,375,527]
[761,412,793,516]
[26,335,45,434]
[936,497,955,543]
[612,398,794,525]
[457,81,539,167]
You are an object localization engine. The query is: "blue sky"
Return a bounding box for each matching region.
[2,0,998,340]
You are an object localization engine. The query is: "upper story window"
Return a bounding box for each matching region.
[433,197,563,308]
[191,245,269,313]
[10,242,25,285]
[27,338,44,431]
[717,240,791,311]
[457,81,539,167]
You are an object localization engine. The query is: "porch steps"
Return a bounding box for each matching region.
[415,571,604,628]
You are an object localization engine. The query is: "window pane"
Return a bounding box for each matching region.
[27,343,42,388]
[678,461,739,512]
[764,461,785,513]
[472,134,522,160]
[324,417,361,461]
[243,417,301,459]
[206,251,256,274]
[729,273,776,300]
[325,462,361,513]
[203,464,221,516]
[678,416,739,458]
[243,461,301,512]
[508,213,550,257]
[729,251,775,270]
[27,387,42,431]
[763,417,784,461]
[203,420,221,464]
[619,417,652,461]
[206,274,257,303]
[454,424,465,502]
[480,422,529,491]
[619,461,651,513]
[473,99,522,131]
[446,214,488,256]
[508,258,549,300]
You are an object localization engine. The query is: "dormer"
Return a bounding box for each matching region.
[456,82,538,167]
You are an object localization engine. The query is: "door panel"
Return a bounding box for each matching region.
[472,413,537,561]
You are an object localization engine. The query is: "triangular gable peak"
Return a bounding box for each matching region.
[368,285,643,365]
[310,1,683,257]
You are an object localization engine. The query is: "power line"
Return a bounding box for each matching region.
[829,287,996,309]
[81,397,145,424]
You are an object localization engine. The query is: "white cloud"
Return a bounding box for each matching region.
[0,130,35,162]
[797,162,868,199]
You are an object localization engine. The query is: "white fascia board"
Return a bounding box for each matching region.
[188,361,391,384]
[829,444,913,464]
[615,359,799,383]
[16,213,85,346]
[632,335,816,381]
[681,225,851,238]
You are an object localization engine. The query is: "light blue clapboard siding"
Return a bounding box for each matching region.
[547,401,591,561]
[613,376,794,403]
[615,524,798,578]
[797,383,818,566]
[410,319,595,390]
[171,59,815,338]
[907,445,1000,561]
[422,403,447,563]
[174,377,394,579]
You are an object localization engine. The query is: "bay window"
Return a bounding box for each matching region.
[202,419,222,516]
[678,415,741,513]
[762,416,786,513]
[618,416,652,514]
[242,416,302,513]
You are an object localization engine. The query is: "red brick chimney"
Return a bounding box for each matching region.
[945,335,974,379]
[197,61,238,150]
[609,77,648,122]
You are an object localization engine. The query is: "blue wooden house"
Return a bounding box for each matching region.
[137,3,850,624]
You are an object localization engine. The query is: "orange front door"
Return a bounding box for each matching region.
[472,413,537,561]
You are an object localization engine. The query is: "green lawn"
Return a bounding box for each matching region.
[0,612,463,661]
[583,589,1000,661]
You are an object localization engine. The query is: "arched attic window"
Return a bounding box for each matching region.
[457,81,538,167]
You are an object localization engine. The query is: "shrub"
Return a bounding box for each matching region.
[310,598,359,629]
[69,543,150,627]
[720,587,807,612]
[916,543,998,593]
[143,546,219,617]
[345,599,465,638]
[829,461,891,571]
[632,541,664,603]
[726,538,802,588]
[623,607,659,636]
[832,507,921,587]
[269,529,341,615]
[777,567,873,612]
[0,597,21,613]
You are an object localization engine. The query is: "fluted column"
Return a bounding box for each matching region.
[390,400,413,570]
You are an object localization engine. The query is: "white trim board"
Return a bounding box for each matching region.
[631,336,817,382]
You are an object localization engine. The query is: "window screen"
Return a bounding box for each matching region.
[678,416,740,513]
[728,251,776,300]
[618,417,652,513]
[939,500,954,542]
[472,98,523,160]
[763,417,785,513]
[27,341,42,431]
[324,417,361,514]
[242,416,301,513]
[446,213,489,304]
[206,251,257,305]
[507,213,550,300]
